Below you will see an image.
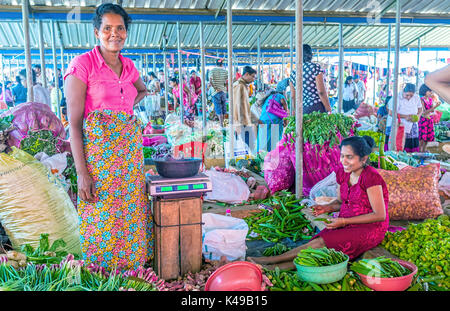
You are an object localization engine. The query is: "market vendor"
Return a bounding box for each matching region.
[248,136,389,270]
[64,3,153,271]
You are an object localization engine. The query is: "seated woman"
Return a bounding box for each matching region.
[248,136,389,270]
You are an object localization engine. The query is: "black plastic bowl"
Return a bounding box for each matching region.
[153,158,202,178]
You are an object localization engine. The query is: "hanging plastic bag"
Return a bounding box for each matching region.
[35,151,70,191]
[301,172,338,207]
[202,213,249,261]
[204,169,250,204]
[263,136,294,194]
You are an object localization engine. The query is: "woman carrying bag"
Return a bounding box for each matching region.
[385,83,423,152]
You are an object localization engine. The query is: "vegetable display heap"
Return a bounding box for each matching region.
[244,192,314,243]
[381,215,450,290]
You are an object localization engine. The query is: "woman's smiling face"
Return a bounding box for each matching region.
[95,13,127,53]
[340,145,367,173]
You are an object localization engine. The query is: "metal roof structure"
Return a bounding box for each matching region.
[0,0,449,63]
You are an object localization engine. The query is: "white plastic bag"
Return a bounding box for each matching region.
[301,172,338,207]
[250,103,263,124]
[202,213,249,261]
[35,152,70,191]
[204,169,250,204]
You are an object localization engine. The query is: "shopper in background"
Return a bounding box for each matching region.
[170,77,197,126]
[64,3,152,271]
[0,82,13,107]
[147,71,161,117]
[19,68,51,108]
[50,81,63,116]
[209,59,228,127]
[12,75,27,106]
[189,70,202,97]
[342,76,357,113]
[33,64,44,86]
[418,84,441,152]
[354,75,366,107]
[289,44,332,114]
[276,77,290,99]
[385,83,423,153]
[232,65,257,150]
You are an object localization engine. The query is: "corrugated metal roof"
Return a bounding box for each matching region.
[0,0,450,14]
[0,20,449,52]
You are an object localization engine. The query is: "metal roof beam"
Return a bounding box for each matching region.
[248,23,272,51]
[330,25,358,47]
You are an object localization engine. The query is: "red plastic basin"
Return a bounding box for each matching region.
[205,261,263,291]
[356,259,418,291]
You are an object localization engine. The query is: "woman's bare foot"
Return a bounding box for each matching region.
[247,256,279,265]
[258,261,296,271]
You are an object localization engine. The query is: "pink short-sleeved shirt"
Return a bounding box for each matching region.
[64,46,140,118]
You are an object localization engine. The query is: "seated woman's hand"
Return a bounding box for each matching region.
[312,205,332,216]
[325,218,347,229]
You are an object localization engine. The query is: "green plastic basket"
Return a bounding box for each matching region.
[294,255,349,284]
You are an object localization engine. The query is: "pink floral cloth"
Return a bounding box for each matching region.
[63,45,140,118]
[312,165,390,260]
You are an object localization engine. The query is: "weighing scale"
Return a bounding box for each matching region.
[146,173,212,199]
[146,173,212,280]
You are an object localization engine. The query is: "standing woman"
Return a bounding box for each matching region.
[385,83,423,153]
[169,77,198,125]
[418,84,441,152]
[342,76,357,113]
[147,71,161,117]
[289,44,332,114]
[64,3,153,271]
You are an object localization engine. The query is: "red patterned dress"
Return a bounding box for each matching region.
[312,166,389,260]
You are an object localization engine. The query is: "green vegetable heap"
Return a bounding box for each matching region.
[265,268,372,291]
[381,215,450,290]
[356,130,383,146]
[244,191,314,243]
[350,256,411,278]
[283,112,356,147]
[20,130,60,157]
[20,233,72,265]
[294,247,348,267]
[143,146,156,159]
[263,243,291,257]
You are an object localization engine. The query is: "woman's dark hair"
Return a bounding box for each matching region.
[419,84,431,97]
[149,71,158,79]
[340,136,375,160]
[19,68,36,84]
[242,65,257,76]
[93,3,132,31]
[303,44,313,62]
[262,90,278,105]
[403,83,416,94]
[344,75,353,86]
[169,77,179,85]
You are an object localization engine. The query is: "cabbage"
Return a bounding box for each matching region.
[0,102,70,153]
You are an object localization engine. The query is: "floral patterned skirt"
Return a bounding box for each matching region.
[78,110,154,271]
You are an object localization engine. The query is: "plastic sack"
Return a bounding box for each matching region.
[143,135,167,147]
[263,137,294,194]
[301,172,338,207]
[0,147,81,255]
[378,163,443,220]
[250,103,262,124]
[204,169,250,204]
[201,213,249,261]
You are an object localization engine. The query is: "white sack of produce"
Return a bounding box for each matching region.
[0,147,81,256]
[201,213,249,261]
[204,169,250,204]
